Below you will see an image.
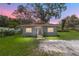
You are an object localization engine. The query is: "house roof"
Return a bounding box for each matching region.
[19,23,58,27]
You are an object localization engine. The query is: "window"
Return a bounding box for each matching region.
[26,28,32,33]
[47,27,54,32]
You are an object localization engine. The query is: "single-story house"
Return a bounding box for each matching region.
[20,23,58,37]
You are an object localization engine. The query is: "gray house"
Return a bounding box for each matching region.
[20,23,58,37]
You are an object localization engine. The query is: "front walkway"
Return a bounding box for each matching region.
[38,40,79,56]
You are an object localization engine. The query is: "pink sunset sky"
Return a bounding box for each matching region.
[0,8,15,18]
[0,3,79,24]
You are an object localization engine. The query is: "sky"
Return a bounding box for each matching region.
[0,3,79,24]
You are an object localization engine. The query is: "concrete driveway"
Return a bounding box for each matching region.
[38,40,79,56]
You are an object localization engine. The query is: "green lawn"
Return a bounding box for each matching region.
[47,30,79,40]
[46,37,60,40]
[58,30,79,40]
[0,35,39,56]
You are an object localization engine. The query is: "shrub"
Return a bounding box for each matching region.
[57,29,69,32]
[4,30,15,36]
[0,27,18,36]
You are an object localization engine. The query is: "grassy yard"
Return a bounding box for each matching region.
[58,30,79,40]
[0,35,39,56]
[47,30,79,40]
[46,37,60,40]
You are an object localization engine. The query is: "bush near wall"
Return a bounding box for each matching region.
[0,27,21,36]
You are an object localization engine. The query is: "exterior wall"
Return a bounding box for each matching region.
[43,26,57,36]
[22,27,37,37]
[22,26,57,37]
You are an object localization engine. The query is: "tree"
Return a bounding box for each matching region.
[63,16,70,29]
[33,3,67,23]
[0,15,19,28]
[61,19,66,31]
[70,15,79,25]
[12,3,67,24]
[7,20,19,28]
[0,15,8,27]
[61,15,79,30]
[12,5,33,24]
[68,15,79,29]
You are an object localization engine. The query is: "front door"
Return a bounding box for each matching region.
[36,27,43,38]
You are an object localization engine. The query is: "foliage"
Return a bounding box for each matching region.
[3,30,15,36]
[12,5,34,24]
[0,29,15,36]
[7,20,20,28]
[0,15,20,28]
[61,19,66,31]
[68,15,79,29]
[61,15,79,30]
[33,3,67,23]
[0,27,21,37]
[0,15,8,27]
[12,3,67,24]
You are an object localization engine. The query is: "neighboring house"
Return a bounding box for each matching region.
[20,23,58,37]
